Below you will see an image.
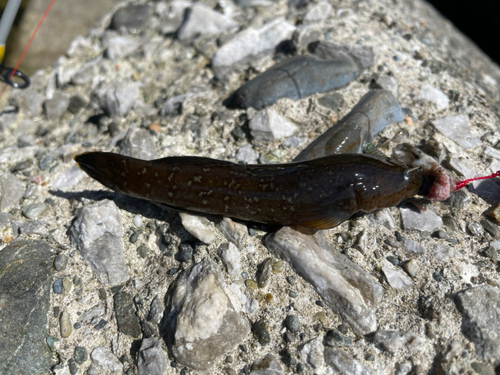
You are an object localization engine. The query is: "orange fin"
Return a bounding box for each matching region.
[298,214,349,230]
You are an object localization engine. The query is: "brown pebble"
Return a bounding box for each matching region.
[149,123,161,133]
[485,204,500,224]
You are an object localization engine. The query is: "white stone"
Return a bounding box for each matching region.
[179,212,216,244]
[400,207,443,233]
[91,346,123,372]
[249,109,298,141]
[218,242,241,278]
[303,1,332,23]
[431,114,481,149]
[418,84,449,111]
[382,265,413,289]
[177,3,238,42]
[212,17,295,72]
[298,336,324,369]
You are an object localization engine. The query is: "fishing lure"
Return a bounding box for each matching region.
[75,151,454,229]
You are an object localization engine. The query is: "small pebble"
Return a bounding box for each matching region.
[286,276,294,285]
[60,311,72,338]
[177,244,193,263]
[386,256,400,266]
[289,291,297,298]
[54,254,69,271]
[73,322,81,329]
[324,329,352,347]
[296,363,305,373]
[241,272,248,279]
[483,246,498,260]
[432,272,443,282]
[257,257,272,288]
[252,320,270,346]
[53,279,63,294]
[22,202,47,219]
[425,323,436,339]
[395,231,403,242]
[94,319,108,330]
[433,230,447,239]
[129,229,142,243]
[285,315,300,333]
[137,244,149,258]
[239,344,248,353]
[68,358,78,375]
[133,215,143,227]
[365,353,375,361]
[284,332,296,343]
[404,258,420,278]
[315,300,324,307]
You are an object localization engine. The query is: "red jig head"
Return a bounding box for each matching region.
[453,170,500,191]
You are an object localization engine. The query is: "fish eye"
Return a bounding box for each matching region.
[404,172,410,182]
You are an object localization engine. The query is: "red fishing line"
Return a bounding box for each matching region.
[454,170,500,190]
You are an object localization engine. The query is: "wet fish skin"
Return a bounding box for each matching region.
[75,152,423,229]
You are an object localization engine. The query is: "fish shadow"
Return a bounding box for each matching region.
[49,189,176,223]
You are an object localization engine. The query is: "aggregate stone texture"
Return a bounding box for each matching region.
[0,240,55,374]
[1,0,500,374]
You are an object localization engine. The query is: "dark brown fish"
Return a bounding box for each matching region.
[75,151,428,229]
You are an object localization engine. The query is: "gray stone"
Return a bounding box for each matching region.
[102,31,140,60]
[226,55,358,110]
[179,212,216,244]
[0,172,25,211]
[74,346,88,364]
[22,202,47,219]
[159,85,211,117]
[43,92,69,119]
[250,354,283,375]
[310,41,375,70]
[298,336,324,369]
[235,144,259,163]
[217,217,248,248]
[454,285,500,360]
[212,17,295,77]
[177,3,237,42]
[418,84,449,111]
[303,1,332,23]
[403,258,420,278]
[19,89,44,117]
[433,244,456,262]
[110,4,152,33]
[147,295,164,325]
[114,291,141,337]
[324,348,373,375]
[402,237,423,254]
[52,165,86,190]
[12,220,48,237]
[161,259,250,371]
[96,80,140,117]
[265,227,383,334]
[370,75,399,98]
[60,311,72,338]
[382,265,413,289]
[0,212,12,228]
[0,145,39,164]
[91,346,123,372]
[367,208,396,230]
[432,114,482,149]
[0,240,54,374]
[70,199,129,285]
[293,25,322,50]
[294,90,403,160]
[119,127,157,160]
[137,338,167,375]
[400,207,443,233]
[373,330,425,354]
[218,242,242,279]
[249,110,298,141]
